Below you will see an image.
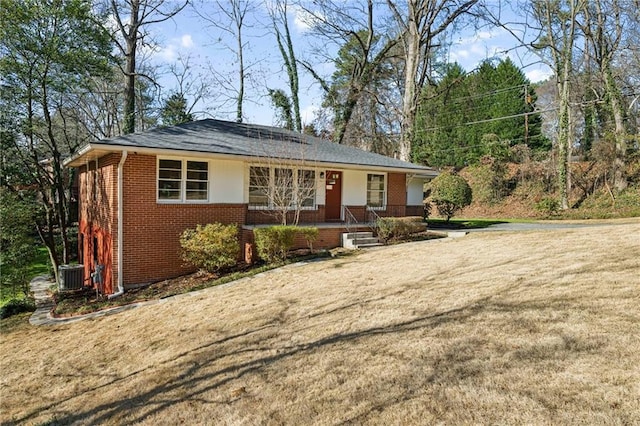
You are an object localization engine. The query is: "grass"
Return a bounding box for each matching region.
[27,246,52,278]
[52,251,334,316]
[1,219,639,424]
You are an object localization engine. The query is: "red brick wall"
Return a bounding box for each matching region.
[387,172,407,207]
[246,205,326,225]
[77,153,417,290]
[77,154,121,293]
[121,154,247,286]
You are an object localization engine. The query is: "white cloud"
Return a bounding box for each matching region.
[292,5,320,32]
[525,68,553,83]
[181,34,193,48]
[155,44,178,62]
[300,104,319,124]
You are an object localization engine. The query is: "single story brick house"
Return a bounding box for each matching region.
[64,119,437,296]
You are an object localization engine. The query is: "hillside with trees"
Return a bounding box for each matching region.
[1,0,639,308]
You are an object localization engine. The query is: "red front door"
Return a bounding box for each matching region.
[325,170,342,221]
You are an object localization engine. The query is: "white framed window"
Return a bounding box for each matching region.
[158,158,209,202]
[367,173,386,209]
[298,169,316,207]
[248,166,269,207]
[248,166,316,209]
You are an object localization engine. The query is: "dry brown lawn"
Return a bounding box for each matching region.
[2,219,640,425]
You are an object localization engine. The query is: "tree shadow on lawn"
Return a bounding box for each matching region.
[17,282,603,425]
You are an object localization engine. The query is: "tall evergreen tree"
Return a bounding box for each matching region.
[413,58,549,167]
[160,93,194,126]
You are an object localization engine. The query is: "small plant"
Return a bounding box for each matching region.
[180,223,240,273]
[0,297,36,319]
[376,217,424,242]
[428,172,472,222]
[254,225,298,263]
[298,227,319,252]
[535,197,560,217]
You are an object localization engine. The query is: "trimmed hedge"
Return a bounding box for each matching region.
[180,223,240,272]
[376,217,425,242]
[254,226,318,263]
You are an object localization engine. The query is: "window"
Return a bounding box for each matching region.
[158,159,208,202]
[367,173,385,208]
[274,168,294,205]
[249,166,269,207]
[249,166,316,209]
[298,170,316,207]
[186,161,208,200]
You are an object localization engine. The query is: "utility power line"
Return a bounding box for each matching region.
[416,107,559,133]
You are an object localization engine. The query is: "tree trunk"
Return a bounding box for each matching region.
[604,65,627,191]
[123,0,139,134]
[236,18,244,123]
[399,1,420,162]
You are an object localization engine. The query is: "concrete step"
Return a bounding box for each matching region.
[342,232,381,249]
[356,242,384,248]
[344,232,374,239]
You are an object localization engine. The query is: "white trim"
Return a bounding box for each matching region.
[247,164,318,210]
[157,157,210,204]
[66,143,438,176]
[366,172,387,210]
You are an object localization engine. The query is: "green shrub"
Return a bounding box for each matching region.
[535,197,560,216]
[298,227,319,252]
[466,158,508,204]
[0,297,36,319]
[429,172,472,222]
[254,225,298,263]
[180,223,240,273]
[376,217,425,242]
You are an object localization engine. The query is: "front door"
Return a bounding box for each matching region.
[325,170,342,221]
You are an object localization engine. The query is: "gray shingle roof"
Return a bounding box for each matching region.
[70,119,436,173]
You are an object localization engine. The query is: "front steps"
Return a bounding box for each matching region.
[342,231,383,249]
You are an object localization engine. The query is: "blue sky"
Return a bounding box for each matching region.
[142,2,553,127]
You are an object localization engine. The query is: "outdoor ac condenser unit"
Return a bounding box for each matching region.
[58,264,85,291]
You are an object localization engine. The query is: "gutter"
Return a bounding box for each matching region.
[108,150,127,299]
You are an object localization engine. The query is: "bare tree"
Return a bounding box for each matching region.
[535,0,584,209]
[195,0,257,123]
[269,0,302,132]
[580,0,630,190]
[249,133,318,225]
[387,0,480,161]
[108,0,187,134]
[164,54,214,119]
[298,0,399,145]
[486,0,585,210]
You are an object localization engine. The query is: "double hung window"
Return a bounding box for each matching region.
[366,173,385,208]
[158,159,209,202]
[248,166,316,209]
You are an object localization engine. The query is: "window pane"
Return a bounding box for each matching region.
[186,190,208,200]
[367,174,385,207]
[187,181,208,191]
[187,161,207,171]
[187,170,208,181]
[160,159,181,169]
[249,167,270,206]
[159,189,181,199]
[159,169,181,180]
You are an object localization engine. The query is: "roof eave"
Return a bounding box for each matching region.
[64,143,437,175]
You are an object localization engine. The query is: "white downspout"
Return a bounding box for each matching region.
[108,150,127,299]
